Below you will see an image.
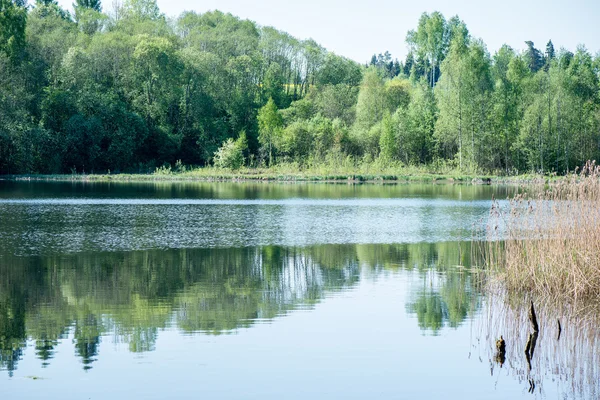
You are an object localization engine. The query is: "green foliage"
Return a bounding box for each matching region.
[258,97,283,165]
[524,41,544,73]
[389,79,437,165]
[379,112,397,161]
[278,114,348,165]
[385,78,411,110]
[121,0,161,22]
[75,0,101,11]
[262,62,287,107]
[0,5,598,175]
[213,131,248,170]
[517,47,599,173]
[0,0,27,62]
[280,120,312,161]
[74,6,106,34]
[318,53,363,86]
[353,67,387,135]
[545,40,555,66]
[406,11,449,87]
[369,51,402,79]
[313,84,359,126]
[435,36,493,171]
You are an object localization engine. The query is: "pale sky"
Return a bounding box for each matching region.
[58,0,599,63]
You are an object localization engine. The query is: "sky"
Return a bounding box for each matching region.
[58,0,600,63]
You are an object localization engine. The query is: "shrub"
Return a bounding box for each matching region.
[213,132,248,170]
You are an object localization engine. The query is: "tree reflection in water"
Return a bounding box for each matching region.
[0,242,480,372]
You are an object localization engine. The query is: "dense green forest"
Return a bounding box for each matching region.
[1,0,599,175]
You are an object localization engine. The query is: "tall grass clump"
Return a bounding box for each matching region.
[487,161,600,301]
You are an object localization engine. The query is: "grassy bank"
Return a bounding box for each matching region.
[0,162,548,184]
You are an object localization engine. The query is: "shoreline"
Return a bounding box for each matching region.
[0,170,549,185]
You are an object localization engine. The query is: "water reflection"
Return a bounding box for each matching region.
[0,199,497,256]
[396,241,483,334]
[408,270,478,334]
[0,180,515,201]
[0,242,479,374]
[0,181,517,256]
[480,293,600,399]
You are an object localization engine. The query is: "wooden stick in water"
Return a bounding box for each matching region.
[529,301,539,333]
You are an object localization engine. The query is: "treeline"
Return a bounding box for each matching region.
[0,0,361,173]
[0,2,598,174]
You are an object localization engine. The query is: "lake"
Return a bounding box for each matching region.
[0,181,596,399]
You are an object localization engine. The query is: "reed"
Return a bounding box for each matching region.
[487,161,600,301]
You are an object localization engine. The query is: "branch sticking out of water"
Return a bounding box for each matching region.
[529,301,539,333]
[525,303,540,375]
[524,331,538,372]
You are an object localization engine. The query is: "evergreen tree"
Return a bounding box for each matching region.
[545,40,555,61]
[403,52,415,76]
[544,40,555,71]
[392,59,402,77]
[75,0,101,11]
[36,0,58,5]
[524,41,544,72]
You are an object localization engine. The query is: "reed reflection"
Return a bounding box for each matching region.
[481,292,600,399]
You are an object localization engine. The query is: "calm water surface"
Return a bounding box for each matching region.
[0,181,594,399]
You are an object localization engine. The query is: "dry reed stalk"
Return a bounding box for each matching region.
[486,161,600,301]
